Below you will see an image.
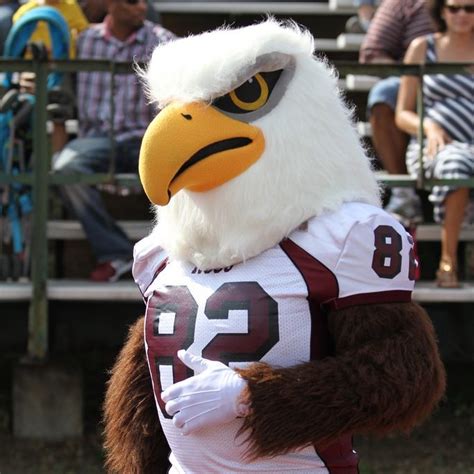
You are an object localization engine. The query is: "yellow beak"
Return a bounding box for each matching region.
[139,102,265,205]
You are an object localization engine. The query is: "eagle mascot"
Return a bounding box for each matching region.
[103,20,445,474]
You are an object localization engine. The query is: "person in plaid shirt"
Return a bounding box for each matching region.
[53,0,175,282]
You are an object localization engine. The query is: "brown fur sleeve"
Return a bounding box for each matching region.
[236,302,446,459]
[103,317,170,474]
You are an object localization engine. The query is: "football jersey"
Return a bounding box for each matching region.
[133,202,417,474]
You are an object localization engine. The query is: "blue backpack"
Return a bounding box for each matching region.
[0,6,70,279]
[3,6,70,88]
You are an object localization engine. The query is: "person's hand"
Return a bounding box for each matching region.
[161,350,249,435]
[19,72,36,94]
[424,118,451,158]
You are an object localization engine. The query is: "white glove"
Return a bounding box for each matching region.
[161,350,249,435]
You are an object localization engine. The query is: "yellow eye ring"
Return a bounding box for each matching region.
[229,74,269,111]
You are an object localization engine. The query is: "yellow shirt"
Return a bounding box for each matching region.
[13,0,89,58]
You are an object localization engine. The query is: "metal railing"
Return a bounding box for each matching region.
[0,57,472,360]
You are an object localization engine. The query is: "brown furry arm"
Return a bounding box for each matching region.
[103,317,170,474]
[236,302,446,459]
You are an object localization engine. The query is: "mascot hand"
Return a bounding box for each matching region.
[161,350,249,435]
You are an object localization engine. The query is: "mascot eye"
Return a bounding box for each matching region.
[213,69,283,114]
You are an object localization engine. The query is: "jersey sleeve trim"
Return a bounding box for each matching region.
[326,290,412,311]
[280,238,339,305]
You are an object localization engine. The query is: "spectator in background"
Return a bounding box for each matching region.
[0,1,19,55]
[396,0,474,287]
[346,0,376,34]
[78,0,161,27]
[78,0,107,23]
[359,0,434,226]
[53,0,176,282]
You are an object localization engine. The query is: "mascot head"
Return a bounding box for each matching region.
[139,20,380,269]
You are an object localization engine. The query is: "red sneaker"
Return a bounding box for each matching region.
[89,259,133,282]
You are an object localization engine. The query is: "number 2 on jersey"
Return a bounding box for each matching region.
[145,282,279,417]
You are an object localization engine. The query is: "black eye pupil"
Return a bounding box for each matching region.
[234,77,262,103]
[213,69,283,115]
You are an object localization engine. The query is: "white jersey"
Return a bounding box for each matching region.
[133,202,416,474]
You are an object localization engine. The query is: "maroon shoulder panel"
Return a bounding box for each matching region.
[280,239,359,474]
[280,238,339,360]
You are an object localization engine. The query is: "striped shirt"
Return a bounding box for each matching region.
[76,17,175,141]
[360,0,433,63]
[423,35,474,144]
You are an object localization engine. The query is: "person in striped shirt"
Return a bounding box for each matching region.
[53,0,176,282]
[360,0,434,226]
[396,0,474,287]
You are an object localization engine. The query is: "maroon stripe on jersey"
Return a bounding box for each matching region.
[317,435,359,474]
[327,290,412,311]
[280,239,359,473]
[279,238,339,360]
[147,258,169,292]
[138,258,169,304]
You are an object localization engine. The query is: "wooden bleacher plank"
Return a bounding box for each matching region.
[344,74,380,91]
[46,219,474,242]
[1,280,473,302]
[0,281,32,301]
[414,281,474,303]
[315,38,339,52]
[0,280,140,302]
[151,2,352,15]
[47,220,152,240]
[328,0,357,11]
[336,33,365,50]
[357,121,372,137]
[375,172,417,186]
[47,280,142,301]
[417,225,474,241]
[307,38,361,52]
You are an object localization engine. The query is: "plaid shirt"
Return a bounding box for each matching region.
[76,18,175,141]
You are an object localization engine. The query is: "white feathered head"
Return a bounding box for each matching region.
[139,20,381,269]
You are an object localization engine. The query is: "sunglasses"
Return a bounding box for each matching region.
[124,0,147,4]
[444,4,474,13]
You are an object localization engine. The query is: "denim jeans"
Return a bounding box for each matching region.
[53,136,142,263]
[367,76,400,116]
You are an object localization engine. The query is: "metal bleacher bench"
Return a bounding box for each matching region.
[3,269,474,304]
[45,219,474,244]
[4,280,474,303]
[153,2,357,15]
[31,217,474,304]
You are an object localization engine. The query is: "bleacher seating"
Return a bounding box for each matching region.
[0,219,465,303]
[1,1,473,358]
